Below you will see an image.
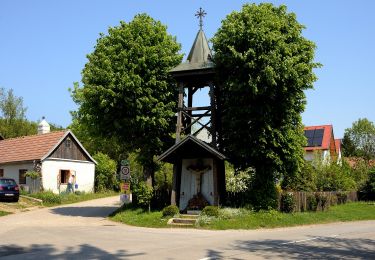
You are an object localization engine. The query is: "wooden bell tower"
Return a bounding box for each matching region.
[159,9,226,211]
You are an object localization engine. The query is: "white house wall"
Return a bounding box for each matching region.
[0,162,37,190]
[41,159,95,194]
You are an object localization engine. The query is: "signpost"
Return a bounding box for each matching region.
[119,160,131,204]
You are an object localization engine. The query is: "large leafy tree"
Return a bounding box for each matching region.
[71,14,182,185]
[212,3,320,209]
[0,87,36,138]
[342,118,375,161]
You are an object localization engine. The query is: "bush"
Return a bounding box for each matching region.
[201,206,219,217]
[307,194,318,211]
[162,205,179,217]
[219,208,244,220]
[33,191,62,205]
[280,193,296,213]
[133,181,153,211]
[93,152,118,192]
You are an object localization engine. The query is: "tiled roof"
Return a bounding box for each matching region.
[0,131,66,164]
[304,125,333,151]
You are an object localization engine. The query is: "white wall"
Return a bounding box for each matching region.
[0,162,36,189]
[179,158,214,210]
[304,150,330,164]
[41,159,95,194]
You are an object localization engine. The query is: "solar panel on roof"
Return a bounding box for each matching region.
[304,128,325,147]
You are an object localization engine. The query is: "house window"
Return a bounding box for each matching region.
[0,169,3,177]
[60,170,70,184]
[19,169,27,184]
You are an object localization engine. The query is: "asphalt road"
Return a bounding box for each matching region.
[0,196,374,259]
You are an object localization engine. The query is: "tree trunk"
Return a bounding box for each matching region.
[143,164,155,188]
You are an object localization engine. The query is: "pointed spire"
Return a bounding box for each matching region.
[170,8,214,74]
[186,29,212,64]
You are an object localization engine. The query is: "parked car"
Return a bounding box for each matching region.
[0,178,19,202]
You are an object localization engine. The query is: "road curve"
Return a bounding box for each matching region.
[0,196,374,259]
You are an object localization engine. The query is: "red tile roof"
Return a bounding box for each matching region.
[304,125,333,151]
[0,131,67,164]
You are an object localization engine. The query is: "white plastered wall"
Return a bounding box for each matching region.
[179,158,214,210]
[0,162,36,189]
[41,159,95,194]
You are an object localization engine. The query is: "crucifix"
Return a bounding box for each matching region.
[187,160,211,195]
[195,7,207,30]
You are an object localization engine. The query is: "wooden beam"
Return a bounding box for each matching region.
[183,106,211,111]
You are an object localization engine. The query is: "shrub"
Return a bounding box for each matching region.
[133,181,153,211]
[201,206,219,217]
[196,215,214,227]
[219,208,244,220]
[33,191,61,205]
[280,193,296,213]
[93,152,118,192]
[162,205,179,217]
[307,194,318,211]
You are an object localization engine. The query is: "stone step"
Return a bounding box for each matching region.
[167,217,197,227]
[171,218,196,224]
[180,214,199,219]
[186,210,201,215]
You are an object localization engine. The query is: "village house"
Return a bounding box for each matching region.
[0,118,96,193]
[303,125,342,163]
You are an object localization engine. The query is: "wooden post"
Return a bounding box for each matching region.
[187,86,193,134]
[171,164,178,205]
[209,81,217,146]
[176,83,184,143]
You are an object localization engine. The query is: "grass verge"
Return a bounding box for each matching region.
[204,202,375,230]
[109,202,375,230]
[0,210,11,217]
[110,204,170,228]
[29,190,119,207]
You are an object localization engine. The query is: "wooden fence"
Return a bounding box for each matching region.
[225,191,358,211]
[281,191,358,212]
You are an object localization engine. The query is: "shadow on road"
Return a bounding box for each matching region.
[231,236,375,259]
[50,206,118,218]
[0,244,144,259]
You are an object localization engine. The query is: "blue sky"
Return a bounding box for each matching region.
[1,1,374,138]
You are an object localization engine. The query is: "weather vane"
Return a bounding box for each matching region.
[195,7,207,30]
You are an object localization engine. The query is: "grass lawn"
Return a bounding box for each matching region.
[110,202,375,230]
[28,190,119,207]
[110,205,170,228]
[0,210,11,217]
[205,202,375,230]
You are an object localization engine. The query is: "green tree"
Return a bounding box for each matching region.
[342,118,375,161]
[0,87,37,138]
[93,152,118,191]
[212,3,320,209]
[71,14,182,187]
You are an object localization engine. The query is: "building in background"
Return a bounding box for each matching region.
[0,118,96,193]
[303,125,341,164]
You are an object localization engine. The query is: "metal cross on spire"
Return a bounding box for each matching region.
[195,7,207,30]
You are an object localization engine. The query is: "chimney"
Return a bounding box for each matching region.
[38,116,51,135]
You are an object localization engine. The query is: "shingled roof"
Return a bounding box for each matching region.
[0,130,67,164]
[170,29,214,74]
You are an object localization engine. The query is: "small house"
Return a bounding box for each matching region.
[0,119,96,193]
[303,125,341,163]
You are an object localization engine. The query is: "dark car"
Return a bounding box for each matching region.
[0,178,19,202]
